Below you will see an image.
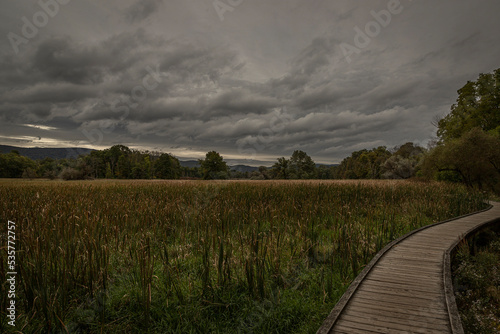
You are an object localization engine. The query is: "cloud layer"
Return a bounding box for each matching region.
[1,0,499,164]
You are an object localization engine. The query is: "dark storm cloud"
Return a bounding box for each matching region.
[4,84,97,104]
[0,0,499,163]
[207,89,280,116]
[31,37,108,85]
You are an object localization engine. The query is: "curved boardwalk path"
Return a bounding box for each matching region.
[318,202,500,334]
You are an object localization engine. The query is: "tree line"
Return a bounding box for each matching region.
[1,68,498,192]
[0,143,426,181]
[0,145,187,180]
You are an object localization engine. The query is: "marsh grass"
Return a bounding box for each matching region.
[0,179,487,333]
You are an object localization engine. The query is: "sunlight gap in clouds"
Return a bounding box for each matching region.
[22,124,58,131]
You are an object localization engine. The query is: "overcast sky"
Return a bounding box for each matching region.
[1,0,499,164]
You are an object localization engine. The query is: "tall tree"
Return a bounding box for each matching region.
[382,142,425,179]
[421,128,500,191]
[154,154,181,179]
[199,151,229,180]
[0,152,36,178]
[437,68,500,142]
[271,157,290,179]
[288,150,316,179]
[335,147,391,179]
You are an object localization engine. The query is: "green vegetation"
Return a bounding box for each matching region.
[0,144,186,181]
[0,150,36,178]
[421,68,500,194]
[0,179,487,333]
[437,68,500,142]
[333,146,393,179]
[270,151,317,180]
[421,128,500,191]
[452,227,500,333]
[199,151,230,180]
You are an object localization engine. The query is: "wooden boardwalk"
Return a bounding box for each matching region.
[317,202,500,334]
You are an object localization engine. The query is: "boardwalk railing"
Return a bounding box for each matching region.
[317,202,500,334]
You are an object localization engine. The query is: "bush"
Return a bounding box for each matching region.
[60,167,87,180]
[22,167,38,179]
[453,229,500,333]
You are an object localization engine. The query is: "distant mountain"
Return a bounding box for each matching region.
[316,163,339,168]
[230,165,259,173]
[179,160,259,173]
[179,160,200,168]
[0,145,94,160]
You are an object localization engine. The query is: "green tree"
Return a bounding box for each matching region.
[0,152,36,178]
[154,154,181,179]
[271,157,290,179]
[36,157,59,179]
[199,151,229,180]
[438,68,500,142]
[105,162,114,179]
[335,147,391,179]
[421,128,500,191]
[382,142,425,179]
[116,155,131,179]
[316,165,335,179]
[288,150,316,179]
[104,145,132,177]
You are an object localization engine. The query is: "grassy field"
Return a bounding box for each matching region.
[0,179,488,333]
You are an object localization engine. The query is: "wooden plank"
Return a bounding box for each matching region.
[408,235,459,242]
[365,274,441,287]
[352,291,445,308]
[395,242,447,250]
[335,317,447,334]
[362,279,441,294]
[368,268,442,279]
[374,263,441,275]
[333,321,396,334]
[383,254,442,262]
[331,330,358,334]
[364,279,441,293]
[383,252,443,263]
[339,313,450,333]
[377,264,441,274]
[346,298,449,320]
[367,267,442,279]
[344,300,449,321]
[380,258,443,267]
[399,239,449,246]
[358,284,443,301]
[388,250,443,258]
[368,271,441,282]
[393,249,445,256]
[333,323,383,334]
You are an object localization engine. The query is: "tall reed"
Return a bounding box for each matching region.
[0,179,487,333]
